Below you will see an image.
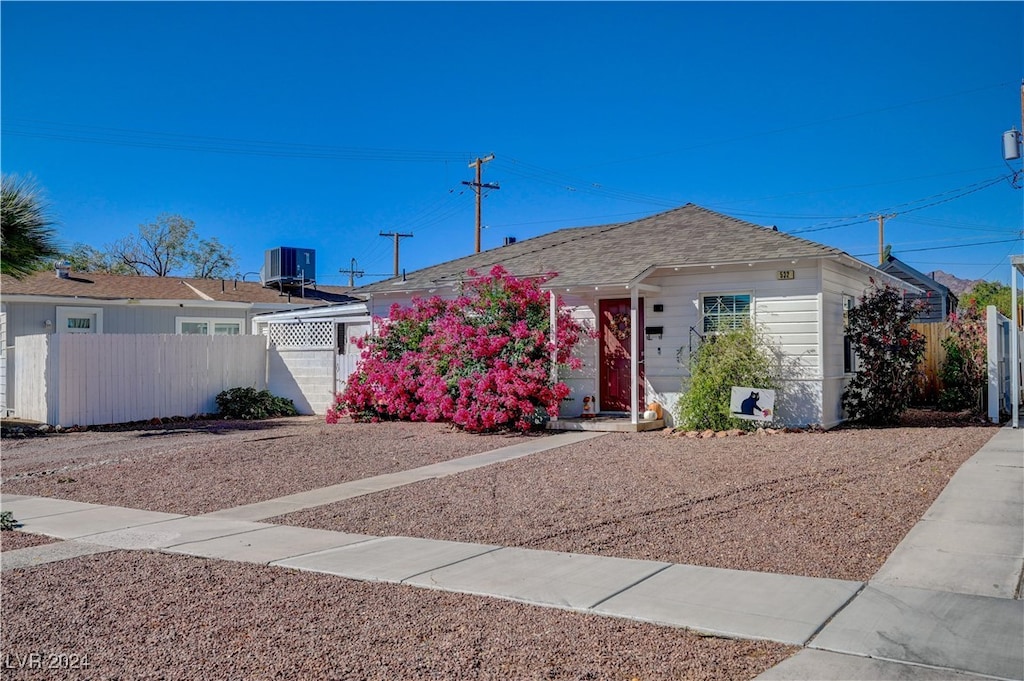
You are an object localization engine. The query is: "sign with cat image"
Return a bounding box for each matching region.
[730,387,776,422]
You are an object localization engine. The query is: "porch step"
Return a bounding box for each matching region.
[547,417,665,433]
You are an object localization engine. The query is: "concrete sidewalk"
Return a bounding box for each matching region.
[2,426,1022,680]
[757,425,1023,681]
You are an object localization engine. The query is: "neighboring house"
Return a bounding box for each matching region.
[0,267,357,415]
[880,255,958,322]
[349,204,918,429]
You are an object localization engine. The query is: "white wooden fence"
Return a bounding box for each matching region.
[14,334,267,426]
[987,305,1021,424]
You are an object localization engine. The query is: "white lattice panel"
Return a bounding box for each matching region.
[267,321,334,349]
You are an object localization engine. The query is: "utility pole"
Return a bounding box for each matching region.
[463,154,499,253]
[339,258,365,287]
[876,214,896,265]
[379,231,413,277]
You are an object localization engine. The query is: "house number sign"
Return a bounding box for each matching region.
[776,270,795,280]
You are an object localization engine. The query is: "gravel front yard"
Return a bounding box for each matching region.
[272,416,997,582]
[0,409,1000,679]
[1,418,545,515]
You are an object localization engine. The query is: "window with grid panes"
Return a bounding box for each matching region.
[701,293,752,333]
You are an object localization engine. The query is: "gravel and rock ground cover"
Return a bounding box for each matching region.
[0,417,545,515]
[273,411,998,582]
[0,408,999,679]
[0,530,59,552]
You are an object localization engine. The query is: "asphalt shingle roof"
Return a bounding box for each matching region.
[0,270,357,305]
[358,204,847,293]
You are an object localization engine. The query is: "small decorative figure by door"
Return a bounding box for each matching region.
[581,395,596,418]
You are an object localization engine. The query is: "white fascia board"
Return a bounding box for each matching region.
[253,302,369,322]
[0,294,254,309]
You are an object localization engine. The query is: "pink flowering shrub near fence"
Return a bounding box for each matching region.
[327,266,590,432]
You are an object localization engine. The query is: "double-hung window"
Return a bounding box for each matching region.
[701,293,752,333]
[176,317,243,336]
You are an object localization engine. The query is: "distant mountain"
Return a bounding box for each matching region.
[930,270,983,296]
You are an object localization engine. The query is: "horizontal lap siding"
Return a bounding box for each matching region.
[644,266,822,382]
[820,261,879,427]
[640,265,823,426]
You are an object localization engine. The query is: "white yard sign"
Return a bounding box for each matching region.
[730,387,776,421]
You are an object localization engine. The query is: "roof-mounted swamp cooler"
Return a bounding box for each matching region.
[262,247,316,293]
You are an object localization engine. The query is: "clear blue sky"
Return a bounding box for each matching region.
[2,1,1022,287]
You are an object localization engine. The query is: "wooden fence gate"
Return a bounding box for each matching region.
[912,321,951,404]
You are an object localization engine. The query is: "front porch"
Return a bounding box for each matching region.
[547,415,666,433]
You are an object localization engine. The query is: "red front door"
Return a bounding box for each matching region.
[599,298,644,412]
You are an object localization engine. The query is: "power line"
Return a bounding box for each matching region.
[339,258,365,287]
[1,118,476,163]
[790,175,1012,235]
[379,231,413,277]
[463,155,499,253]
[853,237,1021,257]
[573,81,1016,171]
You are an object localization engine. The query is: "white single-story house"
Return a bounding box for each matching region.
[347,204,919,429]
[0,268,357,416]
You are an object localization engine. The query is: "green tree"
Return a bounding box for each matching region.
[963,281,1015,319]
[68,213,237,278]
[112,213,197,276]
[62,242,132,275]
[187,236,236,279]
[676,322,780,432]
[0,174,61,279]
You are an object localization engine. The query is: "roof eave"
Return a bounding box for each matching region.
[0,293,259,308]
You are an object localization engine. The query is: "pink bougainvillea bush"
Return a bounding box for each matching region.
[326,266,589,432]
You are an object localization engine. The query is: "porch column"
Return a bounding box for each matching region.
[630,286,639,425]
[549,290,558,423]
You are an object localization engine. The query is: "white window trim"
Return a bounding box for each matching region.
[699,291,753,334]
[175,316,243,336]
[56,306,103,334]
